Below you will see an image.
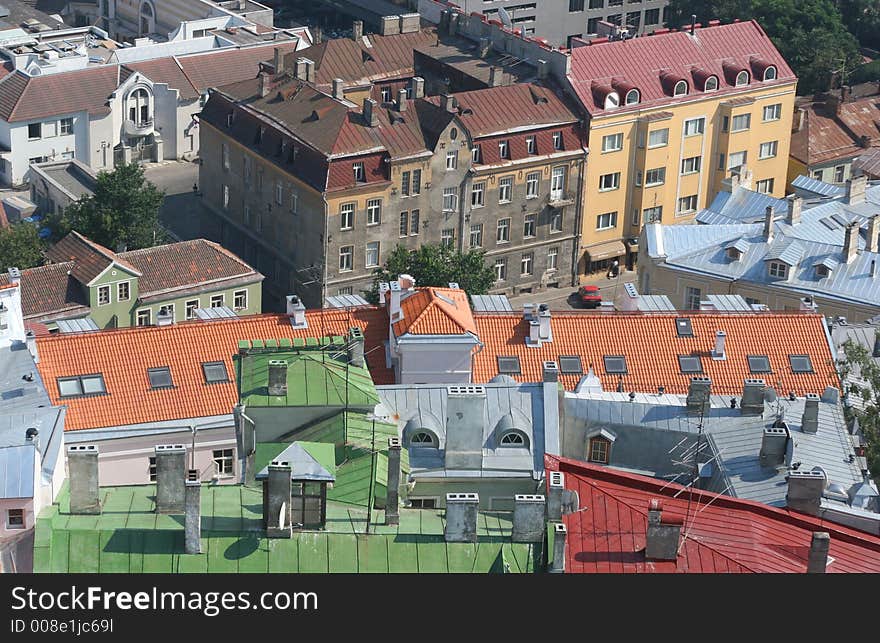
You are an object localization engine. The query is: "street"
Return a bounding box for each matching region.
[507,269,637,311]
[143,160,215,242]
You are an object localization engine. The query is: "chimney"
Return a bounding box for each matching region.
[399,13,420,34]
[712,330,726,360]
[379,14,400,36]
[846,175,867,205]
[295,57,307,81]
[352,20,363,41]
[377,281,390,306]
[488,66,502,87]
[67,445,101,515]
[444,492,479,542]
[512,494,546,543]
[547,471,564,521]
[550,522,566,573]
[273,47,284,74]
[363,98,379,127]
[800,296,818,313]
[332,78,344,100]
[267,360,288,396]
[8,266,20,285]
[807,532,830,573]
[445,385,486,470]
[347,326,364,368]
[478,37,490,58]
[25,330,38,363]
[795,107,806,132]
[397,88,407,112]
[286,294,307,327]
[786,194,803,226]
[645,499,682,561]
[385,437,401,525]
[542,360,559,383]
[690,14,697,35]
[156,309,174,326]
[184,469,201,554]
[441,93,456,113]
[410,77,425,99]
[763,205,775,242]
[759,426,789,468]
[843,221,860,264]
[303,58,315,84]
[312,24,322,45]
[388,281,403,322]
[786,469,826,515]
[741,378,766,415]
[154,444,186,514]
[537,59,549,80]
[259,71,270,98]
[867,214,880,253]
[802,393,820,434]
[25,427,38,452]
[265,461,292,538]
[685,376,711,414]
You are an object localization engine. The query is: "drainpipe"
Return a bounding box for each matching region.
[570,143,587,286]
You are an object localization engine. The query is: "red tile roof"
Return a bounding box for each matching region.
[123,57,199,100]
[568,20,796,116]
[0,262,89,320]
[45,231,141,286]
[176,42,301,93]
[0,66,119,122]
[790,97,880,166]
[548,455,880,573]
[393,287,477,336]
[472,311,839,395]
[34,308,393,430]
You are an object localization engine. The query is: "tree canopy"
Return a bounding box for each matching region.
[366,243,497,303]
[836,0,880,52]
[0,223,45,270]
[837,334,880,485]
[46,162,166,251]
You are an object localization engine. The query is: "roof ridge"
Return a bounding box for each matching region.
[171,54,199,96]
[428,287,472,333]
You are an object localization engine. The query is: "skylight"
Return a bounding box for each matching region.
[558,355,583,375]
[747,355,771,373]
[57,374,106,398]
[675,317,694,337]
[789,354,814,374]
[497,356,522,375]
[147,366,174,390]
[678,355,703,373]
[603,355,627,375]
[202,361,229,384]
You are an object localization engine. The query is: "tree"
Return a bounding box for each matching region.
[837,334,880,485]
[46,162,166,251]
[836,0,880,51]
[365,243,497,303]
[0,223,45,270]
[666,0,861,94]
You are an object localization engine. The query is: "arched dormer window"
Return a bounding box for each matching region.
[763,66,777,81]
[127,87,151,125]
[704,76,718,92]
[604,91,620,109]
[673,80,688,97]
[499,431,529,447]
[410,431,437,447]
[735,70,750,87]
[624,89,640,105]
[139,1,155,35]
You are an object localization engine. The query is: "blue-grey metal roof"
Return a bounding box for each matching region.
[636,295,676,312]
[0,343,51,413]
[470,294,513,312]
[254,442,335,482]
[725,238,750,254]
[0,444,34,499]
[696,185,788,225]
[56,317,100,333]
[324,294,370,309]
[705,294,754,312]
[195,306,237,320]
[765,239,804,266]
[792,174,846,197]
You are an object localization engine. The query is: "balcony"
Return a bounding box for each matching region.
[124,118,154,137]
[547,191,576,208]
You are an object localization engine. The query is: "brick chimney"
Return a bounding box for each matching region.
[363,98,379,127]
[184,469,201,554]
[444,492,479,542]
[67,445,101,515]
[410,76,425,99]
[763,205,775,242]
[843,221,860,264]
[802,393,820,434]
[512,494,545,543]
[786,194,802,226]
[759,426,788,468]
[645,499,682,561]
[740,378,766,415]
[154,444,186,514]
[867,214,880,253]
[807,531,830,573]
[441,93,456,113]
[685,376,711,414]
[786,469,826,515]
[846,175,867,205]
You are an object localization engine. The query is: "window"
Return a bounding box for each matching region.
[411,432,436,447]
[763,103,782,122]
[339,246,353,272]
[768,261,788,279]
[112,281,130,304]
[7,508,24,529]
[60,117,73,135]
[834,165,846,183]
[526,172,540,198]
[569,0,585,10]
[602,132,623,152]
[521,252,533,276]
[337,287,353,296]
[497,218,510,243]
[499,140,509,159]
[148,457,157,482]
[603,355,627,374]
[678,355,703,373]
[409,498,437,509]
[97,285,110,306]
[548,247,558,271]
[728,151,747,170]
[550,210,563,233]
[648,128,668,148]
[497,355,521,374]
[147,366,173,390]
[523,214,536,238]
[446,151,458,170]
[587,17,600,33]
[222,185,229,209]
[27,122,41,139]
[673,81,688,97]
[599,172,620,191]
[57,374,106,398]
[210,294,224,308]
[275,181,283,205]
[681,156,701,175]
[213,449,234,477]
[401,170,410,196]
[472,146,482,164]
[558,355,582,374]
[589,0,603,7]
[757,140,778,160]
[399,211,408,237]
[675,317,694,337]
[412,169,422,194]
[234,289,247,310]
[704,76,719,92]
[764,66,777,81]
[551,166,566,200]
[472,182,485,207]
[735,70,749,86]
[222,143,230,170]
[366,199,381,225]
[353,162,365,182]
[685,286,701,309]
[44,121,57,138]
[645,7,659,24]
[136,309,151,326]
[243,157,252,185]
[380,85,392,102]
[470,223,483,248]
[366,241,380,267]
[526,136,537,154]
[684,117,705,136]
[553,131,563,150]
[789,354,814,373]
[645,167,665,187]
[589,437,610,464]
[340,203,354,230]
[747,355,771,373]
[499,176,513,203]
[596,211,617,230]
[442,187,458,212]
[410,209,420,235]
[290,188,298,214]
[756,178,775,194]
[494,257,506,281]
[731,113,751,132]
[625,89,639,105]
[500,432,527,446]
[186,299,199,320]
[643,206,662,224]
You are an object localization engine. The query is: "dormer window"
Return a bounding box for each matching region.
[704,76,718,92]
[727,247,742,261]
[673,80,688,97]
[625,89,640,105]
[500,431,529,447]
[353,162,365,182]
[815,264,829,278]
[410,431,436,447]
[526,136,537,154]
[472,146,481,163]
[768,261,788,279]
[588,436,611,464]
[604,92,619,109]
[736,70,750,86]
[763,66,777,81]
[499,139,509,159]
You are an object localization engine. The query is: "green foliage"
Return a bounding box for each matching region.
[46,162,166,251]
[365,243,497,303]
[838,335,880,484]
[850,59,880,85]
[667,0,862,94]
[0,223,45,270]
[836,0,880,51]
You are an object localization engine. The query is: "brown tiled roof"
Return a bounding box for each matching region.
[0,66,119,122]
[393,287,477,336]
[45,231,141,286]
[0,262,89,320]
[123,57,199,100]
[176,41,301,92]
[790,97,880,166]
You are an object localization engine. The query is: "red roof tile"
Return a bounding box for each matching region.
[393,287,477,336]
[548,455,880,573]
[123,57,199,100]
[790,97,880,166]
[0,262,89,320]
[0,66,119,122]
[472,311,839,395]
[45,231,140,285]
[177,42,301,92]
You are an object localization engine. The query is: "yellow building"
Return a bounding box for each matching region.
[564,20,797,275]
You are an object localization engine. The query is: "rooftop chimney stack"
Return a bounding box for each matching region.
[537,59,549,80]
[763,205,775,242]
[347,326,365,368]
[786,194,803,226]
[410,76,425,99]
[843,221,860,264]
[741,378,766,415]
[444,492,479,542]
[690,14,697,35]
[685,377,712,414]
[399,13,420,34]
[363,98,379,127]
[478,37,490,58]
[547,471,565,521]
[645,499,682,561]
[799,296,818,313]
[259,71,270,97]
[379,14,400,36]
[786,469,826,515]
[273,47,284,74]
[8,266,20,285]
[312,24,322,45]
[397,88,407,111]
[25,427,38,453]
[807,531,830,573]
[303,58,315,84]
[378,281,390,306]
[537,304,552,343]
[267,360,288,396]
[759,426,789,468]
[294,57,307,81]
[388,281,403,322]
[867,214,880,253]
[846,174,867,205]
[184,469,201,554]
[441,93,456,113]
[802,393,820,434]
[332,78,344,100]
[488,66,502,87]
[445,386,486,470]
[512,494,546,543]
[352,20,363,41]
[286,294,307,327]
[712,330,726,360]
[550,522,566,573]
[266,461,292,538]
[155,444,186,513]
[385,437,401,525]
[542,360,559,383]
[67,445,101,515]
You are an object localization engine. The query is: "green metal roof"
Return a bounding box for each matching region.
[34,483,541,574]
[236,344,379,408]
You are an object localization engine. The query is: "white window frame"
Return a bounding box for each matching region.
[728,151,747,170]
[499,176,513,203]
[97,284,111,306]
[763,103,782,122]
[685,286,702,310]
[683,117,705,137]
[210,294,225,308]
[136,309,151,326]
[599,172,620,191]
[340,203,355,230]
[497,218,511,243]
[365,241,380,267]
[339,246,354,272]
[441,228,455,248]
[704,76,718,92]
[681,156,701,175]
[596,211,617,231]
[446,150,458,170]
[526,136,537,154]
[768,261,788,279]
[552,131,563,150]
[213,449,235,478]
[673,80,688,97]
[756,178,775,194]
[735,70,750,86]
[116,281,130,302]
[602,132,623,152]
[731,113,751,132]
[523,213,536,239]
[6,508,25,529]
[547,246,558,271]
[759,141,778,159]
[499,139,509,159]
[551,166,566,200]
[233,289,248,310]
[185,299,200,320]
[677,195,698,214]
[275,181,283,205]
[60,117,74,135]
[550,210,563,233]
[366,198,382,226]
[644,167,665,187]
[647,128,668,148]
[494,258,506,281]
[469,223,483,248]
[521,252,534,276]
[442,187,458,212]
[353,162,365,182]
[526,171,540,199]
[472,182,485,208]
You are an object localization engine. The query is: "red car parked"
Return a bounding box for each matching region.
[577,285,602,308]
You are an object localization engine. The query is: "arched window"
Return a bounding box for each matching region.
[139,1,155,35]
[128,88,151,125]
[604,92,619,109]
[704,76,718,92]
[499,431,529,447]
[735,70,750,86]
[763,66,777,81]
[410,431,436,447]
[673,81,688,97]
[624,89,640,105]
[588,437,611,464]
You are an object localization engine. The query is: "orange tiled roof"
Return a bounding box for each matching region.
[35,308,392,431]
[393,287,477,336]
[472,312,839,396]
[45,231,141,285]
